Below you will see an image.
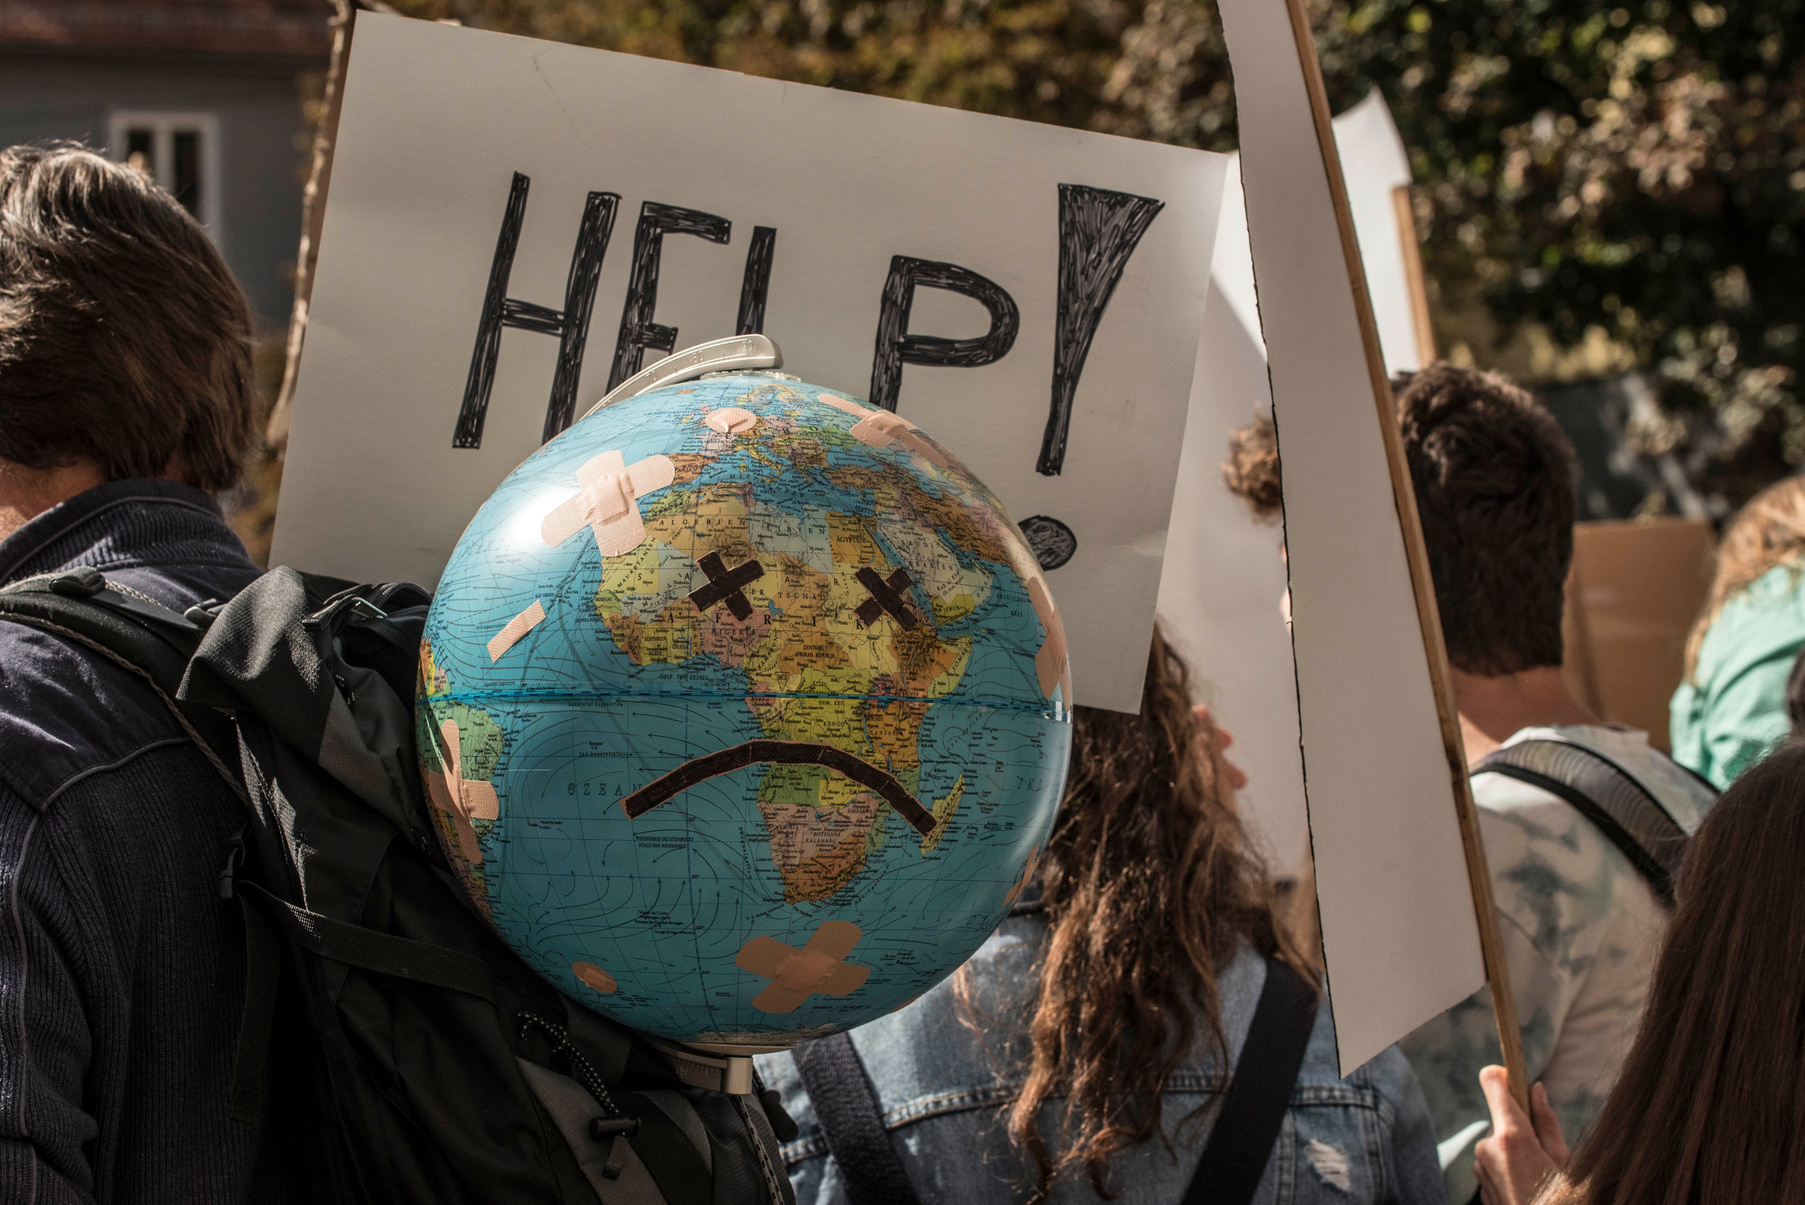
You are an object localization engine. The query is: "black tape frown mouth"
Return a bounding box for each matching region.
[619,739,937,837]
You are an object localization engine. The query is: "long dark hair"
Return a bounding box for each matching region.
[1000,626,1306,1199]
[1543,740,1805,1204]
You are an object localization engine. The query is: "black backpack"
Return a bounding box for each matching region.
[0,564,798,1205]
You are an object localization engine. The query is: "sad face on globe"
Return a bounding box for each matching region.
[418,370,1072,1049]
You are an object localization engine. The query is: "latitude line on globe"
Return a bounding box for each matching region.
[433,687,1053,714]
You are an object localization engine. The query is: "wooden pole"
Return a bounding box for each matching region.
[1278,0,1530,1112]
[1390,184,1437,366]
[267,0,358,453]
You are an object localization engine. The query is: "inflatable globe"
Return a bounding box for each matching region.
[417,371,1071,1048]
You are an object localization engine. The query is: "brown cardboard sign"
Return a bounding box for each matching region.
[1563,518,1715,751]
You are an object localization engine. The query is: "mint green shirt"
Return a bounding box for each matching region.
[1670,563,1805,788]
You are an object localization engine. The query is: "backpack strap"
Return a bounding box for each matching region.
[0,566,241,785]
[795,954,1316,1205]
[1475,739,1688,906]
[216,867,498,1125]
[791,1032,921,1205]
[1181,954,1318,1205]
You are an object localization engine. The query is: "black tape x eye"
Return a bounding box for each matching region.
[688,551,765,621]
[854,566,918,630]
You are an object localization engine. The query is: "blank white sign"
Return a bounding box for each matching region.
[1161,91,1425,877]
[272,14,1231,713]
[1217,0,1486,1073]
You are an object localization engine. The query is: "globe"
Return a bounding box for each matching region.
[417,371,1072,1048]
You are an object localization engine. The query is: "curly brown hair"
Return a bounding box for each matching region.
[1222,413,1282,522]
[1002,626,1307,1199]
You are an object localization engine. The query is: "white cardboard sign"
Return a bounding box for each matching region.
[1216,0,1485,1073]
[1160,90,1424,875]
[271,13,1230,713]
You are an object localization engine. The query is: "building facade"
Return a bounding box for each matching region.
[0,1,336,327]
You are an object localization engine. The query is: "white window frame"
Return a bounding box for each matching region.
[107,111,224,247]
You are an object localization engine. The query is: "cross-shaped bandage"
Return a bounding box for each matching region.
[688,551,765,621]
[424,719,500,865]
[818,395,949,468]
[735,921,871,1013]
[540,449,676,558]
[855,566,919,630]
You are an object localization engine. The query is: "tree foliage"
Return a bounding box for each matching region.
[388,0,1805,508]
[1328,0,1805,509]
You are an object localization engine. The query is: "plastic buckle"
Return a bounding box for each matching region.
[589,1115,640,1140]
[590,1115,641,1180]
[218,833,245,900]
[48,566,106,597]
[183,599,223,629]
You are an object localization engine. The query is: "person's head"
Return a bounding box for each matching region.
[1685,477,1805,682]
[1223,368,1577,677]
[1000,625,1304,1197]
[1397,364,1576,676]
[1223,413,1282,523]
[0,142,258,495]
[1541,740,1805,1205]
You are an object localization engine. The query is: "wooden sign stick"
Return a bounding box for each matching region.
[1390,185,1438,366]
[1275,0,1531,1111]
[267,0,360,453]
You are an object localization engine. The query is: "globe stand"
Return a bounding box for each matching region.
[645,1035,790,1096]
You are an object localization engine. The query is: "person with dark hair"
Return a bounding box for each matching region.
[757,628,1445,1204]
[1223,365,1715,1204]
[0,144,287,1201]
[1470,738,1805,1205]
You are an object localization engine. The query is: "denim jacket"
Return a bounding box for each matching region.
[757,913,1445,1205]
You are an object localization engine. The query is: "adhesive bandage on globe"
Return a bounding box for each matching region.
[424,719,500,863]
[1028,577,1072,701]
[486,599,546,661]
[817,394,950,468]
[735,922,871,1013]
[539,448,676,557]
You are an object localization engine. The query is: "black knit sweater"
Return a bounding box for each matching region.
[0,481,294,1204]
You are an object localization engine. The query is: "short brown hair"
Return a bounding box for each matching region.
[0,143,257,491]
[1399,364,1577,675]
[1222,413,1282,522]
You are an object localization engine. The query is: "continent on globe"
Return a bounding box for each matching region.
[418,369,1072,1047]
[587,382,1009,906]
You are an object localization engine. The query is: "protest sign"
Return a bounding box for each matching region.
[1218,0,1505,1078]
[270,13,1230,713]
[1160,89,1429,873]
[1331,89,1431,378]
[1564,518,1715,749]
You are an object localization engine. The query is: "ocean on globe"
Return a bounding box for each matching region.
[417,371,1072,1048]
